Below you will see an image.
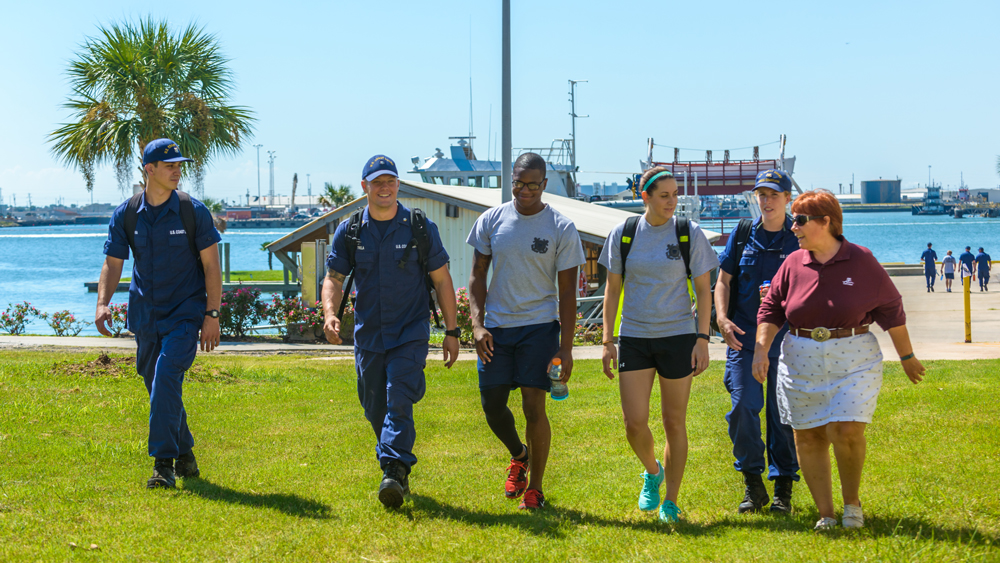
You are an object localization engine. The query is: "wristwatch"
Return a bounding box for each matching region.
[205,309,220,318]
[444,328,461,339]
[697,333,710,341]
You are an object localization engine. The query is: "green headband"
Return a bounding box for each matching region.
[643,170,674,192]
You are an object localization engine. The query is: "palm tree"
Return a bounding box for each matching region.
[200,197,225,214]
[260,241,273,270]
[318,183,355,208]
[48,18,256,197]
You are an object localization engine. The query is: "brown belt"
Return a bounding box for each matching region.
[790,325,869,342]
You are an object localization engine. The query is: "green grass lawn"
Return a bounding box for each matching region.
[1,353,997,561]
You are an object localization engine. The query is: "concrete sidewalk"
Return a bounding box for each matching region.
[2,275,997,361]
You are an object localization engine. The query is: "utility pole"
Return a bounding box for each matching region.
[501,0,512,204]
[254,144,263,206]
[307,173,311,200]
[267,151,277,202]
[568,79,588,182]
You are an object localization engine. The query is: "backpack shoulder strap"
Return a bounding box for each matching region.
[620,215,640,278]
[344,209,364,268]
[123,193,144,255]
[175,191,204,274]
[676,216,692,279]
[735,218,754,250]
[410,208,432,271]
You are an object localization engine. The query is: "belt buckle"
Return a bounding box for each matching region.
[811,327,831,342]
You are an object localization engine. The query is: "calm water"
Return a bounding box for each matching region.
[1,212,997,335]
[0,225,290,336]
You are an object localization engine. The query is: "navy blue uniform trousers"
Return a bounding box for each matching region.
[723,346,799,480]
[355,340,429,471]
[136,322,199,460]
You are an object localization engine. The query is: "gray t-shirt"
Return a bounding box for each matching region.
[598,216,718,338]
[467,202,587,329]
[942,255,956,274]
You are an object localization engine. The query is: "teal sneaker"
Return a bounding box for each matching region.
[659,499,682,523]
[638,461,664,511]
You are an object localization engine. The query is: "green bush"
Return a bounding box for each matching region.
[1,302,42,335]
[220,287,266,338]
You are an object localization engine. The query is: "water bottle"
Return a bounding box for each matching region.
[549,358,568,401]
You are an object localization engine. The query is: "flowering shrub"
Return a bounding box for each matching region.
[265,295,300,336]
[107,303,129,337]
[452,288,474,345]
[574,312,603,345]
[220,287,266,338]
[286,300,325,336]
[44,310,89,336]
[1,302,42,335]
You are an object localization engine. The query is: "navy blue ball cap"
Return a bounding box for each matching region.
[754,169,792,193]
[362,155,398,182]
[143,138,194,166]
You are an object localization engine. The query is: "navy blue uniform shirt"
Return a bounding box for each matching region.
[719,216,799,350]
[103,191,221,339]
[975,252,992,273]
[327,203,449,353]
[921,248,938,271]
[959,251,976,275]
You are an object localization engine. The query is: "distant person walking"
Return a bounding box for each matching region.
[753,190,925,531]
[95,139,222,489]
[714,170,800,515]
[959,246,976,286]
[467,152,585,510]
[940,251,957,292]
[320,155,460,509]
[600,166,716,523]
[975,247,992,291]
[920,243,938,292]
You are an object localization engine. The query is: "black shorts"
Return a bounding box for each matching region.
[618,334,697,380]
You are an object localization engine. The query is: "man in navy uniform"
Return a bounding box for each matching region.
[920,243,938,292]
[959,246,977,287]
[714,170,801,514]
[95,138,222,489]
[321,155,460,509]
[975,247,992,291]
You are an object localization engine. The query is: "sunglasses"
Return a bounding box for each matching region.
[792,215,825,227]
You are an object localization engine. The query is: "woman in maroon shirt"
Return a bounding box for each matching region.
[752,190,925,531]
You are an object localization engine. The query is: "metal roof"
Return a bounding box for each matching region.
[267,179,720,255]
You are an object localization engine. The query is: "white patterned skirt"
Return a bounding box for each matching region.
[776,331,883,430]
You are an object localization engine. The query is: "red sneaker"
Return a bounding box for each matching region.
[504,458,529,499]
[518,488,545,510]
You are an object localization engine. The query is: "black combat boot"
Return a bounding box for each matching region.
[770,476,794,514]
[175,451,200,479]
[737,472,769,513]
[378,460,410,509]
[147,458,176,489]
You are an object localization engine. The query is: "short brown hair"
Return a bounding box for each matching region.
[791,190,843,237]
[638,166,675,194]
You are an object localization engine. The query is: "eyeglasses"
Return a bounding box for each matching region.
[792,215,825,226]
[513,181,544,192]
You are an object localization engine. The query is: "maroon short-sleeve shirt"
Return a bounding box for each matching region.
[758,238,905,331]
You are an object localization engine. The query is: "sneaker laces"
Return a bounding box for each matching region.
[641,470,661,495]
[660,500,681,522]
[521,488,544,508]
[506,458,527,485]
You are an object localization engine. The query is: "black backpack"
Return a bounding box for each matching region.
[620,215,692,280]
[337,207,442,328]
[709,218,753,333]
[123,190,203,275]
[615,216,694,336]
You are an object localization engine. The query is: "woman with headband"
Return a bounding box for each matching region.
[598,166,717,523]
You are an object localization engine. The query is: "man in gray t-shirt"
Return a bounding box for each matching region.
[940,250,957,292]
[466,152,586,510]
[598,218,717,338]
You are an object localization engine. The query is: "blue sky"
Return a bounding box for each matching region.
[1,0,997,207]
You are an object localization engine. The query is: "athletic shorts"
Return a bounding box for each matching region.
[945,273,954,280]
[477,321,560,391]
[618,334,697,380]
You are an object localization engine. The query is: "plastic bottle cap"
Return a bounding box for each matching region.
[551,358,562,366]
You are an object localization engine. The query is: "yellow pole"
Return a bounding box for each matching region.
[964,271,972,343]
